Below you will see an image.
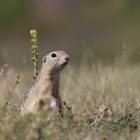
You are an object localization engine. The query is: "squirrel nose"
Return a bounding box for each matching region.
[65,56,70,61]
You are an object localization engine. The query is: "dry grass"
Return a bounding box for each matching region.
[0,50,140,140]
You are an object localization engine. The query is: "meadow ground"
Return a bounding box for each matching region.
[0,50,140,140]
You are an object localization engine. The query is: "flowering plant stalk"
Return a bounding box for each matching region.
[30,29,39,80]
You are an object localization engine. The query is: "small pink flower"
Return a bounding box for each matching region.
[50,98,57,109]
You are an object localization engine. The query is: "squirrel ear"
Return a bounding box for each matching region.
[43,56,47,63]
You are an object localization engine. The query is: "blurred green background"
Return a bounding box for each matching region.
[0,0,140,68]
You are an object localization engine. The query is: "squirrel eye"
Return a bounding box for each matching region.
[51,53,57,58]
[43,57,46,63]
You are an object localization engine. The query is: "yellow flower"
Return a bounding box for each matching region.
[30,29,37,38]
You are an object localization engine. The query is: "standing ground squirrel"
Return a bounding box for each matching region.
[20,50,69,116]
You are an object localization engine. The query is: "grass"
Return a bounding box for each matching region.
[1,41,140,139]
[0,52,140,140]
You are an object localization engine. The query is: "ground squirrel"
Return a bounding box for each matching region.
[20,50,69,116]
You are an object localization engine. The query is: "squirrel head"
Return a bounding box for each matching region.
[42,50,69,75]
